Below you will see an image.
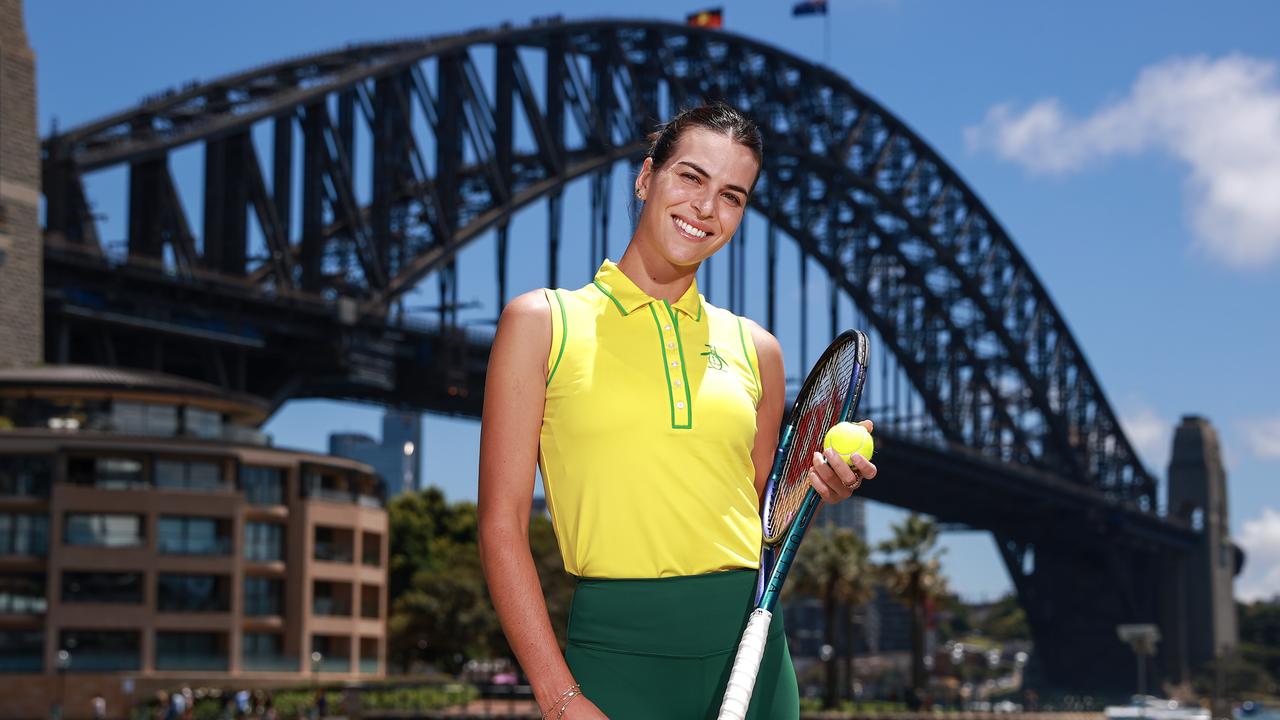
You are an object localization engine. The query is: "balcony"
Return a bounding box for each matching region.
[66,653,141,672]
[317,656,350,673]
[313,541,353,564]
[155,653,228,672]
[359,658,379,674]
[0,655,41,673]
[242,654,299,672]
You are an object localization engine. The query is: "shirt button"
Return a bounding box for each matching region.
[666,342,675,349]
[664,325,672,331]
[676,402,685,409]
[671,361,680,367]
[674,380,682,387]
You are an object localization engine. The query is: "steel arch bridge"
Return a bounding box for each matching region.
[41,18,1203,691]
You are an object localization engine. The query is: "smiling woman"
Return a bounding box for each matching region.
[477,102,875,720]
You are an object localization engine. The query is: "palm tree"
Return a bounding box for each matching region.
[878,513,948,699]
[789,525,876,709]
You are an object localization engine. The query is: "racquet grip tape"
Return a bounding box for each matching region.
[717,608,773,719]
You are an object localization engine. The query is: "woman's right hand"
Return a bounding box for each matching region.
[559,695,608,719]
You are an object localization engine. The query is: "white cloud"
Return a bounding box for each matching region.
[1119,403,1172,471]
[965,55,1280,269]
[1236,507,1280,602]
[1240,416,1280,459]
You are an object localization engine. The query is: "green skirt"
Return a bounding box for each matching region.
[565,569,799,720]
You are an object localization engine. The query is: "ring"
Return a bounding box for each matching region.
[843,473,862,491]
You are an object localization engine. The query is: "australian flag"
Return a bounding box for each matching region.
[792,0,828,16]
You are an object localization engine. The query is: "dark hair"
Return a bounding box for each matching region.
[646,102,763,177]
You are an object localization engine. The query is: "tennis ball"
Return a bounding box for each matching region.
[823,422,874,465]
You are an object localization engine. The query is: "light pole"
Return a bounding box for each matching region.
[310,651,323,720]
[52,649,71,720]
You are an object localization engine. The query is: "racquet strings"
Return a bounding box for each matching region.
[763,340,859,543]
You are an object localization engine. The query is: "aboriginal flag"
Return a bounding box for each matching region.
[792,0,828,16]
[686,7,724,28]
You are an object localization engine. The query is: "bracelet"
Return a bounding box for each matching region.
[555,689,583,719]
[541,684,580,719]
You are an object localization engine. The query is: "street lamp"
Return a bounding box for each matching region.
[52,649,71,720]
[310,651,323,720]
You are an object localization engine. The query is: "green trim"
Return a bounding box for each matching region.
[738,317,761,399]
[592,279,629,316]
[665,301,693,429]
[695,298,702,323]
[546,289,569,387]
[649,305,678,428]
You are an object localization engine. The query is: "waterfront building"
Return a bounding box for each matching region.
[0,366,388,717]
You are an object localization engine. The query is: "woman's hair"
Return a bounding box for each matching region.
[646,102,763,175]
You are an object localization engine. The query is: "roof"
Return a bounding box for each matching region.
[0,364,269,414]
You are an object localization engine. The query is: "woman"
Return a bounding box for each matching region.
[478,102,877,719]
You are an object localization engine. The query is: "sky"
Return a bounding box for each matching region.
[26,0,1280,602]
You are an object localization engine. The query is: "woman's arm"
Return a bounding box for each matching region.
[477,290,604,718]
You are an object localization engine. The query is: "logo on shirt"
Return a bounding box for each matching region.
[701,344,727,371]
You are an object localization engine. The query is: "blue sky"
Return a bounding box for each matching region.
[27,0,1280,601]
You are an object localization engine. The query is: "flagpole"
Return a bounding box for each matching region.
[824,9,830,64]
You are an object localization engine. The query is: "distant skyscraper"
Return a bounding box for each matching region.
[819,496,866,539]
[329,410,421,497]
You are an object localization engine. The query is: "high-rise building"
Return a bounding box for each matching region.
[329,411,421,497]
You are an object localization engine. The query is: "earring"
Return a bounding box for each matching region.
[635,188,644,200]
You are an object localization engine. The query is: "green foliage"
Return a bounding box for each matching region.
[1238,599,1280,694]
[877,513,947,692]
[976,593,1030,642]
[789,525,876,709]
[386,487,575,673]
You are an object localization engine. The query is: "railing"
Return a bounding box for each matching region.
[242,654,300,672]
[0,655,42,673]
[158,538,233,555]
[65,652,141,672]
[313,542,354,563]
[312,598,352,617]
[155,653,229,671]
[317,656,350,673]
[359,658,379,674]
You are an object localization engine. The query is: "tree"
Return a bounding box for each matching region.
[385,488,576,674]
[878,514,948,697]
[790,525,876,709]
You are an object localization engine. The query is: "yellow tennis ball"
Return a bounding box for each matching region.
[823,422,874,465]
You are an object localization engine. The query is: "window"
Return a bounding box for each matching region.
[155,460,226,492]
[243,577,282,617]
[66,455,147,490]
[157,573,229,613]
[64,513,144,548]
[0,573,46,614]
[157,516,229,555]
[62,572,143,605]
[361,532,382,567]
[311,635,350,672]
[111,401,177,436]
[244,522,283,562]
[182,406,222,439]
[240,465,284,506]
[0,513,48,555]
[360,584,380,619]
[312,581,351,617]
[0,629,43,673]
[59,630,140,672]
[155,632,227,671]
[0,455,51,497]
[313,526,353,563]
[242,632,290,671]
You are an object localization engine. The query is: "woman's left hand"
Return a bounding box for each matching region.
[807,419,877,504]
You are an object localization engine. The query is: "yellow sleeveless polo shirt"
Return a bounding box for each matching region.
[539,260,764,579]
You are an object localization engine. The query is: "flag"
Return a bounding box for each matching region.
[792,0,828,16]
[686,7,724,28]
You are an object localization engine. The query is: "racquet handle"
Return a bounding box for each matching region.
[717,608,773,719]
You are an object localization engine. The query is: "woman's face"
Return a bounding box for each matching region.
[635,127,760,269]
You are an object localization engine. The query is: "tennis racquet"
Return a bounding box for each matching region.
[717,329,870,720]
